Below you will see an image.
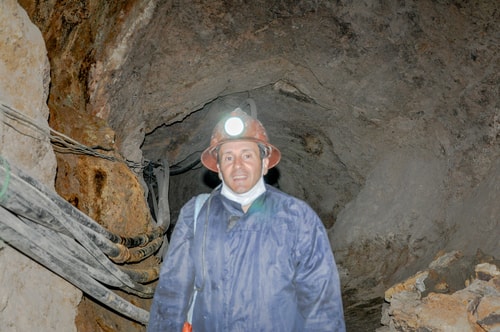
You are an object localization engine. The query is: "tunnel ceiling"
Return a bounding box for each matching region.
[16,0,499,330]
[92,0,497,224]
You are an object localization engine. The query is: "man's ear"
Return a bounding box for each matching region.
[262,157,270,176]
[217,164,222,180]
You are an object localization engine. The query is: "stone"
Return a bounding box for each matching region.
[475,293,500,331]
[0,1,81,331]
[380,252,500,332]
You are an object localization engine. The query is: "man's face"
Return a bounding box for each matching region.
[217,140,269,194]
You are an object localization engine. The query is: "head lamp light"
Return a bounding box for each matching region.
[224,114,245,137]
[201,106,281,172]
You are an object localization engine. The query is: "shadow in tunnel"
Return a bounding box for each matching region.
[264,166,280,188]
[202,170,221,189]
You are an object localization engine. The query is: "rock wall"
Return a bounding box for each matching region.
[15,1,158,331]
[0,1,82,331]
[9,0,500,330]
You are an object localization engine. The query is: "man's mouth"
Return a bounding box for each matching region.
[232,174,247,181]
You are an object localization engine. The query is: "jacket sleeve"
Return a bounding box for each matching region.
[294,204,346,332]
[147,197,197,332]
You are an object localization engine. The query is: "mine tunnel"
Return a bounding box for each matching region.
[1,1,499,331]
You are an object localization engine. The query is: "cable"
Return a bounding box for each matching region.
[0,102,192,323]
[0,159,162,323]
[1,102,202,176]
[0,210,149,324]
[0,103,143,170]
[0,161,152,291]
[0,156,10,202]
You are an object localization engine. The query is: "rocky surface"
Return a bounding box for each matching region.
[0,1,81,331]
[378,251,500,332]
[8,0,500,331]
[2,2,155,331]
[51,108,155,332]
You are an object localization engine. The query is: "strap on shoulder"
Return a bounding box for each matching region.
[186,193,210,325]
[193,193,210,233]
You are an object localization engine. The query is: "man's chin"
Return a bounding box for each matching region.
[228,184,250,194]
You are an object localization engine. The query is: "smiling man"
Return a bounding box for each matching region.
[218,140,268,199]
[148,107,346,332]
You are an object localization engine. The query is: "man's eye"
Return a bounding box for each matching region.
[243,153,252,160]
[224,155,233,162]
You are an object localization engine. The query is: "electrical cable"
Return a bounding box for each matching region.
[0,102,143,169]
[0,161,157,293]
[2,102,204,177]
[0,102,206,324]
[168,152,202,175]
[0,209,149,324]
[0,156,164,324]
[0,156,10,202]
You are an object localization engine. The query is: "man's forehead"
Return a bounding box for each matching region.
[219,140,259,153]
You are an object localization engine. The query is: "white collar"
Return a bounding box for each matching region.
[220,177,266,207]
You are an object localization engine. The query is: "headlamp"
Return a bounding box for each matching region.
[201,106,281,172]
[224,114,245,137]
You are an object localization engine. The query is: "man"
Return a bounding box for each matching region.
[148,108,346,331]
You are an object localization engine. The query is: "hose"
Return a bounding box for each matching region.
[0,207,150,324]
[0,159,155,295]
[153,158,171,230]
[120,265,160,284]
[0,102,179,325]
[12,159,165,249]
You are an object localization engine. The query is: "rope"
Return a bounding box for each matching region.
[0,156,10,202]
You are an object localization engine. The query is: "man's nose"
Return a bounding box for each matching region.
[233,156,243,168]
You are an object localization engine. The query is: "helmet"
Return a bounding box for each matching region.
[200,108,281,172]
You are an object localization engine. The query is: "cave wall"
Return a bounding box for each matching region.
[12,1,157,331]
[6,0,499,331]
[0,1,81,331]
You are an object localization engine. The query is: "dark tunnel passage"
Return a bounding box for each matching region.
[3,0,498,330]
[141,88,362,232]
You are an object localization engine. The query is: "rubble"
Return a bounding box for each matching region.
[378,251,500,332]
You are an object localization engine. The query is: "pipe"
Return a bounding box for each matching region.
[153,158,171,230]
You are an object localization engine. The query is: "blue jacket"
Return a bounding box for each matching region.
[148,185,345,331]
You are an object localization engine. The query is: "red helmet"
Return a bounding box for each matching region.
[200,108,281,172]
